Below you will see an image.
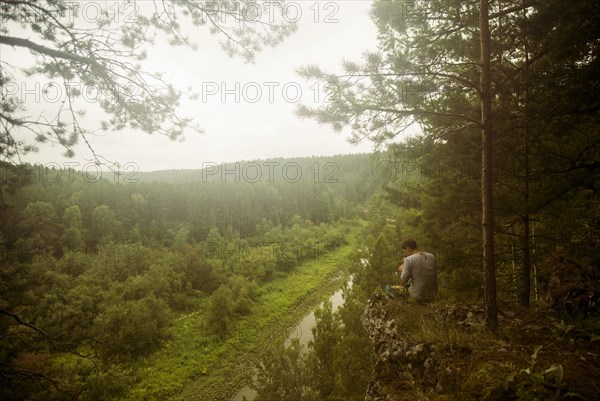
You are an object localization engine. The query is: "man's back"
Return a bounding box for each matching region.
[401,252,437,302]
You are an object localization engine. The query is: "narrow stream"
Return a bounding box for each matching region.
[230,277,353,401]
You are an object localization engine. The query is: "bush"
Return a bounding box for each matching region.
[93,297,171,360]
[475,346,569,401]
[546,256,600,318]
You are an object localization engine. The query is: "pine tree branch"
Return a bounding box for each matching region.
[363,105,482,127]
[489,2,537,20]
[0,35,99,67]
[0,308,53,340]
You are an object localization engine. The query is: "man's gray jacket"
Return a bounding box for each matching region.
[401,252,437,302]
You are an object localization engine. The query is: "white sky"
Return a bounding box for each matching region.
[6,1,380,172]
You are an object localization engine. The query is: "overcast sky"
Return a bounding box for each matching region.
[11,1,380,172]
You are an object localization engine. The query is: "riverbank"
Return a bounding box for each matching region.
[232,275,354,401]
[117,222,363,401]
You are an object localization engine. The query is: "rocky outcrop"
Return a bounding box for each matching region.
[362,294,600,401]
[362,295,475,401]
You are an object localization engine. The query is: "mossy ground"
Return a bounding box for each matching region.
[380,298,600,400]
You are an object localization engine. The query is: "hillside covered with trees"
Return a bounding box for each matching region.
[1,0,599,400]
[0,153,382,400]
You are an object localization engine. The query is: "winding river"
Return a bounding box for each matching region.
[230,277,353,401]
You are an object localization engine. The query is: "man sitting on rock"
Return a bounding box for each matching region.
[395,239,438,304]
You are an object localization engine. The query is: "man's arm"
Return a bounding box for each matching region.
[400,257,411,285]
[397,258,405,274]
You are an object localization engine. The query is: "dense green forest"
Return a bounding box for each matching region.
[0,153,382,400]
[1,0,599,400]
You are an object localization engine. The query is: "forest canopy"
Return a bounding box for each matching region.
[1,0,599,400]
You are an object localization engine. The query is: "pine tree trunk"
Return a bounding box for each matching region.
[520,215,531,306]
[520,16,532,307]
[480,0,499,331]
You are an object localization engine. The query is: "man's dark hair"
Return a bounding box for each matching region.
[402,239,417,250]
